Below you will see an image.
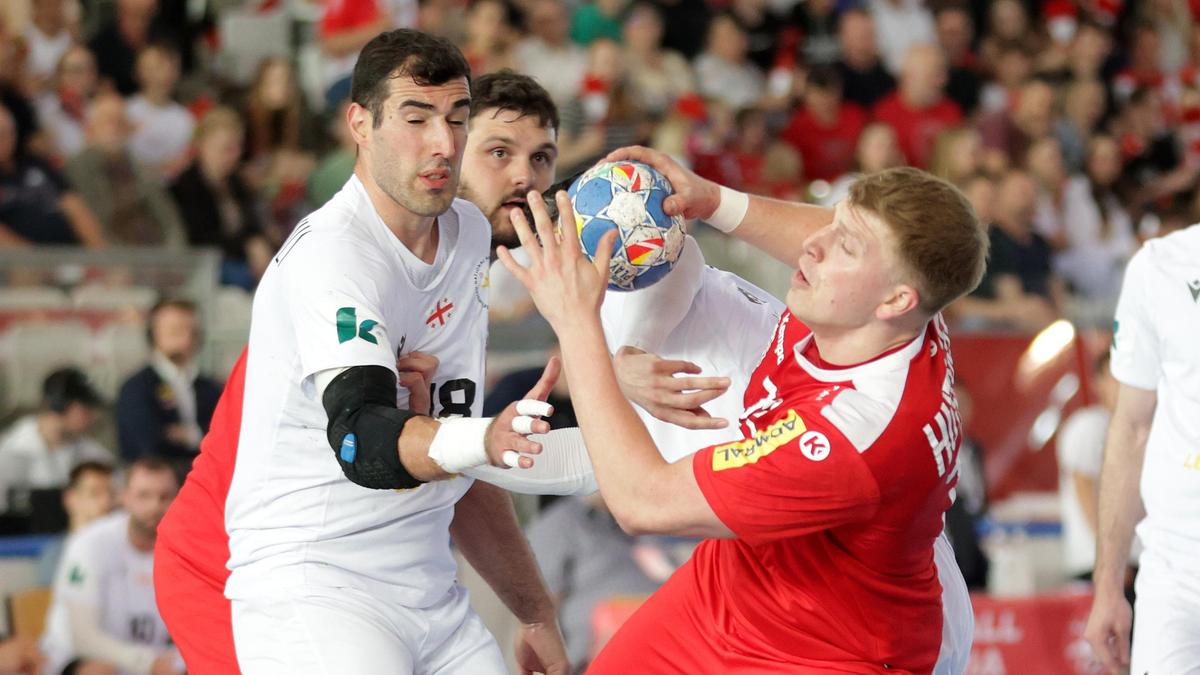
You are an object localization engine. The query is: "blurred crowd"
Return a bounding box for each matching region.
[0,0,1197,323]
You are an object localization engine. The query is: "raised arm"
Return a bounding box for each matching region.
[603,146,833,266]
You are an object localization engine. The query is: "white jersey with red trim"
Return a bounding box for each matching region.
[224,176,492,607]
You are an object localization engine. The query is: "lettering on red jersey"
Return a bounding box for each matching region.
[712,409,804,471]
[923,317,962,484]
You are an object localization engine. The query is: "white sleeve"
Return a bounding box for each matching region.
[1110,248,1159,390]
[604,235,704,353]
[57,536,159,673]
[461,428,597,496]
[67,600,158,674]
[281,239,398,388]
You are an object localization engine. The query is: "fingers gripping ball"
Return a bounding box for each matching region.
[568,161,686,291]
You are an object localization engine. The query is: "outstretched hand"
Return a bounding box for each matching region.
[496,190,617,331]
[614,346,731,430]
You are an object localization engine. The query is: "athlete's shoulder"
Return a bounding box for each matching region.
[1139,224,1200,265]
[815,325,940,453]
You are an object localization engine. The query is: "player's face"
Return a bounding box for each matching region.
[354,75,471,219]
[459,107,557,247]
[65,472,114,527]
[122,468,178,535]
[786,201,914,330]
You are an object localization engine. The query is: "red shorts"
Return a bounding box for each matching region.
[588,559,887,675]
[153,541,239,674]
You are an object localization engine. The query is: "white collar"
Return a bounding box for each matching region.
[792,324,928,384]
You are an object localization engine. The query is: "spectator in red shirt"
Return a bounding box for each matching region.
[781,66,868,182]
[872,43,962,169]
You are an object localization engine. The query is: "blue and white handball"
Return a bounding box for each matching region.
[568,161,686,291]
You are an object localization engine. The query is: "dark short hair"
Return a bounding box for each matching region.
[350,28,471,129]
[807,65,842,93]
[127,456,178,483]
[68,461,114,490]
[43,367,103,412]
[469,69,559,131]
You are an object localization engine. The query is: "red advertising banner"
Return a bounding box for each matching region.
[967,591,1103,675]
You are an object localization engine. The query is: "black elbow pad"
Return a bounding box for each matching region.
[322,365,424,490]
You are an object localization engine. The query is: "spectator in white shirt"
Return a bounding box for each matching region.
[0,368,110,514]
[22,0,76,91]
[693,13,766,111]
[41,457,183,675]
[868,0,936,75]
[125,43,193,181]
[36,44,100,162]
[515,0,587,109]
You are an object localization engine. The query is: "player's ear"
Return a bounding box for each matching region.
[347,102,372,146]
[876,283,920,321]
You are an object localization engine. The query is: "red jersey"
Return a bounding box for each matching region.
[871,94,962,169]
[592,312,961,673]
[154,350,246,672]
[780,102,869,181]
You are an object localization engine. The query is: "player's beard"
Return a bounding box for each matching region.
[460,179,523,249]
[374,154,458,218]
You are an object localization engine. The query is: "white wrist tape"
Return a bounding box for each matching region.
[428,417,492,473]
[706,185,749,233]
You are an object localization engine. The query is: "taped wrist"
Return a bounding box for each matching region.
[322,365,423,490]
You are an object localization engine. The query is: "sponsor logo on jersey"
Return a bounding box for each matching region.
[712,409,805,471]
[798,430,830,461]
[1189,278,1200,303]
[68,565,85,585]
[426,298,456,327]
[473,257,490,309]
[336,307,381,344]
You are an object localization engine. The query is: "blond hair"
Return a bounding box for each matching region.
[848,167,989,314]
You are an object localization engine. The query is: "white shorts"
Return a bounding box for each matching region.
[231,582,504,675]
[934,532,975,675]
[1131,548,1200,675]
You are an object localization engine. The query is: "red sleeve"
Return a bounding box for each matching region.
[692,408,880,545]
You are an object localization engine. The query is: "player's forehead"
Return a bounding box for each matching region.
[381,74,471,112]
[833,200,889,246]
[468,107,557,148]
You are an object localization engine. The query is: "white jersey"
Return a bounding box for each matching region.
[1110,224,1200,564]
[41,512,169,675]
[224,176,491,607]
[600,265,783,461]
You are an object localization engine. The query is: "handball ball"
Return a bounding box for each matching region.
[568,161,686,291]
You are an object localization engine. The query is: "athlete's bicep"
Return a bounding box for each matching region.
[692,410,880,544]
